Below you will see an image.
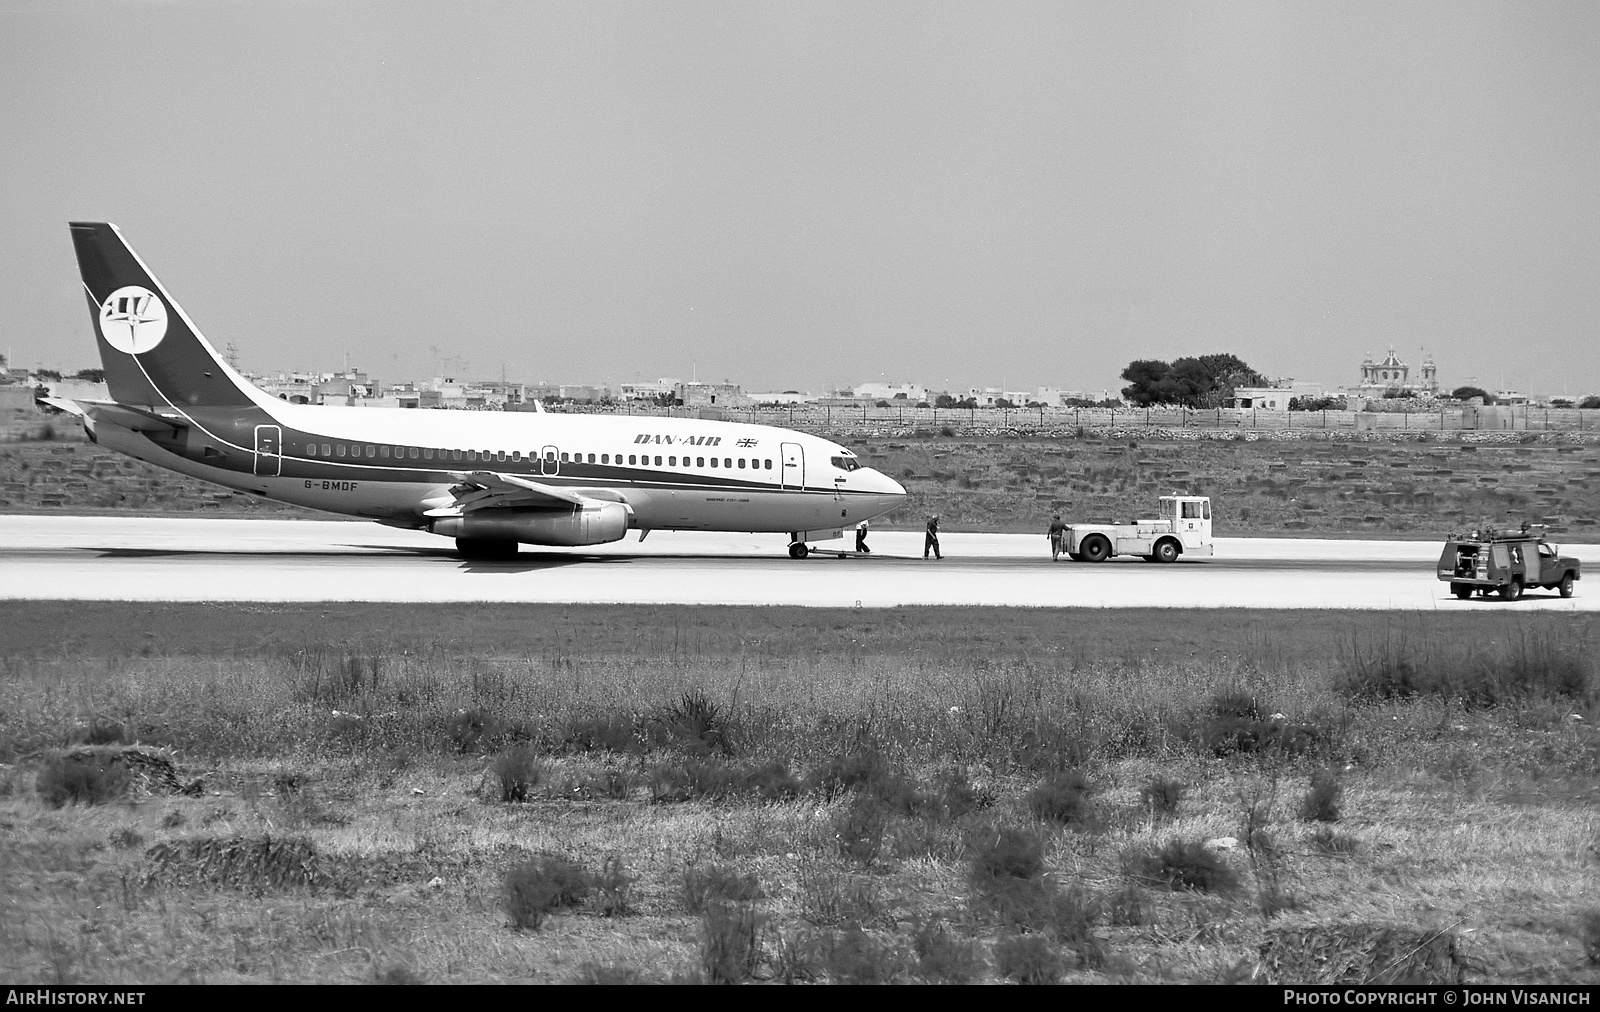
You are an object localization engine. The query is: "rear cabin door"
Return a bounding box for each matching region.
[781,442,804,490]
[253,424,282,477]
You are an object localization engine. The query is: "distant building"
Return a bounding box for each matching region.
[1231,380,1323,409]
[851,381,928,404]
[1352,349,1438,398]
[674,381,747,408]
[748,390,819,405]
[618,378,679,401]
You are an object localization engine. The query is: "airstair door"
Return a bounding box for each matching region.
[253,424,282,477]
[780,442,804,490]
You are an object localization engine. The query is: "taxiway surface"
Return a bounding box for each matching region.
[1,515,1597,610]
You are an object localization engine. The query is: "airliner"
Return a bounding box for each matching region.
[44,222,905,558]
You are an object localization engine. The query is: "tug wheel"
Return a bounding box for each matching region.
[1152,539,1180,564]
[1080,535,1112,563]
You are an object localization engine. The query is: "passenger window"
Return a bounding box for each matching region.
[697,457,705,467]
[304,444,315,457]
[738,458,745,468]
[423,448,433,460]
[587,454,595,463]
[511,450,522,462]
[764,460,771,469]
[628,455,636,465]
[321,444,331,456]
[380,446,389,458]
[669,456,676,466]
[395,446,404,457]
[724,458,732,468]
[497,450,506,462]
[409,447,419,459]
[601,454,609,464]
[710,457,718,468]
[336,445,346,457]
[654,455,662,466]
[451,449,462,461]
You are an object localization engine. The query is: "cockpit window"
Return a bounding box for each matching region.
[831,456,860,472]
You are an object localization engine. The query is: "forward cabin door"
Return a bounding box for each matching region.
[253,424,282,476]
[781,442,804,490]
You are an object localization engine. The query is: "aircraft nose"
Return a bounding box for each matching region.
[863,467,906,498]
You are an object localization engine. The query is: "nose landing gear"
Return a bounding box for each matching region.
[787,541,810,559]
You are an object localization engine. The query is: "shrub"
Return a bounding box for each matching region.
[682,863,761,913]
[820,926,910,984]
[77,715,126,745]
[502,855,591,931]
[1300,768,1343,822]
[994,934,1062,984]
[1105,881,1148,926]
[570,963,649,985]
[109,826,145,849]
[1027,771,1092,825]
[659,689,736,757]
[1140,777,1185,817]
[446,708,505,753]
[596,855,632,917]
[1581,908,1600,965]
[912,918,986,983]
[1139,839,1239,894]
[584,769,631,799]
[741,760,801,801]
[494,746,542,803]
[833,794,890,866]
[1337,627,1593,707]
[794,854,880,927]
[37,752,129,807]
[699,901,762,984]
[970,826,1045,884]
[1311,826,1360,854]
[807,748,889,798]
[563,713,638,753]
[931,765,989,819]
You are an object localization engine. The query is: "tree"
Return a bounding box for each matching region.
[1579,395,1600,409]
[1451,386,1494,404]
[934,393,958,409]
[71,368,105,383]
[1120,353,1265,408]
[994,398,1015,408]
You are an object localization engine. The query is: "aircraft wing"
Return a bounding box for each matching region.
[38,397,183,433]
[425,470,591,516]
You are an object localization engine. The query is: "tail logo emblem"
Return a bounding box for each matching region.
[99,286,168,354]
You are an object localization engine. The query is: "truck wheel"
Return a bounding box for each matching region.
[1067,552,1083,562]
[1499,579,1522,601]
[1559,573,1575,598]
[1450,583,1472,600]
[1152,539,1180,564]
[1080,535,1112,563]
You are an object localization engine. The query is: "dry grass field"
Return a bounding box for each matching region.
[1,603,1596,984]
[5,401,1600,535]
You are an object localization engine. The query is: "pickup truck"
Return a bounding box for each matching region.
[1438,524,1580,600]
[1063,495,1213,563]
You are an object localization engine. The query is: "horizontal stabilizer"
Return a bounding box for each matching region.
[39,397,183,433]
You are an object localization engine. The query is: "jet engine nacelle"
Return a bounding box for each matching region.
[431,502,630,547]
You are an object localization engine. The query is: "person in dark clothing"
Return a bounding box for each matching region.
[924,514,942,559]
[1048,514,1068,560]
[855,519,871,554]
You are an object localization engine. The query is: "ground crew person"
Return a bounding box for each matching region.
[924,514,942,560]
[855,518,871,554]
[1048,514,1068,560]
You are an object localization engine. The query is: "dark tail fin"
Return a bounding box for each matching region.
[69,222,258,408]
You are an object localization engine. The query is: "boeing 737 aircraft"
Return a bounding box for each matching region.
[45,222,905,558]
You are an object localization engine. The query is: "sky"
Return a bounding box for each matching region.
[3,1,1598,397]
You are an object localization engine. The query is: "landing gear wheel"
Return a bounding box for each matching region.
[1080,535,1112,563]
[1499,579,1523,601]
[1152,539,1180,564]
[1451,583,1473,600]
[1559,573,1575,598]
[788,542,809,559]
[456,537,518,560]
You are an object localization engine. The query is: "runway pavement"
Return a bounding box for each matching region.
[1,515,1597,610]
